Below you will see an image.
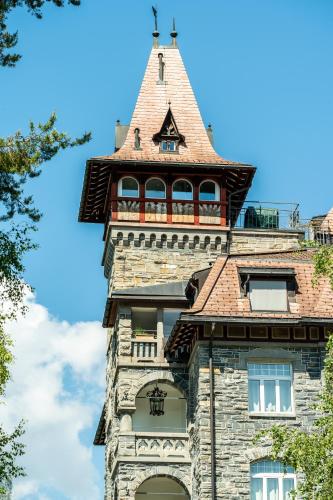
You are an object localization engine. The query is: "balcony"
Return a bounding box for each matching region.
[114,197,226,226]
[136,432,189,459]
[230,201,301,231]
[131,331,161,360]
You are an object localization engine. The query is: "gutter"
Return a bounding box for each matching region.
[209,322,216,500]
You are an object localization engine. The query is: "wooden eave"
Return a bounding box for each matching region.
[78,158,256,224]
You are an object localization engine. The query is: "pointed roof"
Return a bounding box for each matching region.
[96,46,241,165]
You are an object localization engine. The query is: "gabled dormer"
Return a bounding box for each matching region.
[153,107,185,153]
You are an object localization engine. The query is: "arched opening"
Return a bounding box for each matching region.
[172,179,193,201]
[118,176,139,197]
[133,382,187,433]
[199,180,219,201]
[146,178,166,199]
[135,476,190,500]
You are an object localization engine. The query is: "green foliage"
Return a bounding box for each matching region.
[0,421,25,495]
[0,1,81,67]
[0,113,90,222]
[256,335,333,499]
[256,245,333,499]
[312,245,333,289]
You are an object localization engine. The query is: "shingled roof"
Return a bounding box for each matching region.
[188,249,333,321]
[79,41,256,223]
[97,45,242,165]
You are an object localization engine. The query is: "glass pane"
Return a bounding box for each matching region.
[121,177,139,197]
[264,380,276,412]
[161,141,168,151]
[267,478,279,500]
[199,181,218,201]
[248,363,291,377]
[283,478,295,499]
[280,380,292,412]
[146,179,166,199]
[169,141,176,151]
[249,380,260,412]
[132,308,157,334]
[251,461,294,475]
[251,478,263,500]
[163,309,182,338]
[172,180,193,200]
[249,280,288,311]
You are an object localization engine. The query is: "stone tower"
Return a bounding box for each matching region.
[79,27,302,500]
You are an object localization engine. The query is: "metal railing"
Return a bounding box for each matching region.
[230,201,301,231]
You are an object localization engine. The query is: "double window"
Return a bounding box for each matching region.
[248,363,293,414]
[251,460,296,500]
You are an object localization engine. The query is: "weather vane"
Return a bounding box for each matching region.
[152,5,158,32]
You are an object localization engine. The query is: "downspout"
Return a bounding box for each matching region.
[209,322,216,500]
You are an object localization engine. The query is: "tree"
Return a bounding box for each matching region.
[0,1,81,67]
[0,1,90,493]
[256,244,333,499]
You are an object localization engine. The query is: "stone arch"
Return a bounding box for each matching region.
[244,445,272,463]
[130,467,191,499]
[131,371,187,402]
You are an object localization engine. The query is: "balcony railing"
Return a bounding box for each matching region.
[135,433,189,459]
[113,197,227,226]
[230,201,301,231]
[131,330,162,360]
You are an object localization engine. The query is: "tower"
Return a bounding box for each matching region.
[79,22,304,500]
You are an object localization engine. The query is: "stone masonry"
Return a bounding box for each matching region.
[189,342,325,500]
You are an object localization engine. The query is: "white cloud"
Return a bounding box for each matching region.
[1,292,106,500]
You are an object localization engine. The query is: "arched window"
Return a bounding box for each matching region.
[145,178,166,199]
[118,177,139,197]
[199,180,220,201]
[251,460,296,500]
[172,179,193,201]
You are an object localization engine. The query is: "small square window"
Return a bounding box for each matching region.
[249,280,288,312]
[248,363,293,414]
[160,140,176,152]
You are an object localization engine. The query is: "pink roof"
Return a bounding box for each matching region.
[191,249,333,320]
[97,45,241,165]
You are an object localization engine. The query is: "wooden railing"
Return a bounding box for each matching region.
[113,197,227,226]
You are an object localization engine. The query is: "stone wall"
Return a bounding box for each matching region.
[103,225,303,291]
[189,342,325,500]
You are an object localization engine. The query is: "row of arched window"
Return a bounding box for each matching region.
[118,177,220,201]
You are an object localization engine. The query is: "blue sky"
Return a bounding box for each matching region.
[1,0,332,498]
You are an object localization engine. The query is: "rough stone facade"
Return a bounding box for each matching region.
[103,224,309,499]
[189,342,325,500]
[103,225,303,290]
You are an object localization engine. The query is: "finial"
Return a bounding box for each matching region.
[168,100,171,107]
[170,17,178,47]
[152,6,159,47]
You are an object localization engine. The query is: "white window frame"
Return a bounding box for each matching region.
[251,467,296,500]
[145,177,166,199]
[118,176,139,198]
[248,362,294,415]
[172,178,193,201]
[199,179,220,201]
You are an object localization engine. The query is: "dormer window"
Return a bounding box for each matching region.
[153,108,184,153]
[161,140,176,152]
[249,280,288,312]
[239,267,296,313]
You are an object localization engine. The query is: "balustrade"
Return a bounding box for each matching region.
[135,433,189,459]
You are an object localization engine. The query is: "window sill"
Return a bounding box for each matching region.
[249,412,296,419]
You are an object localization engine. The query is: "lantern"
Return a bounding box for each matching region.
[146,385,167,416]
